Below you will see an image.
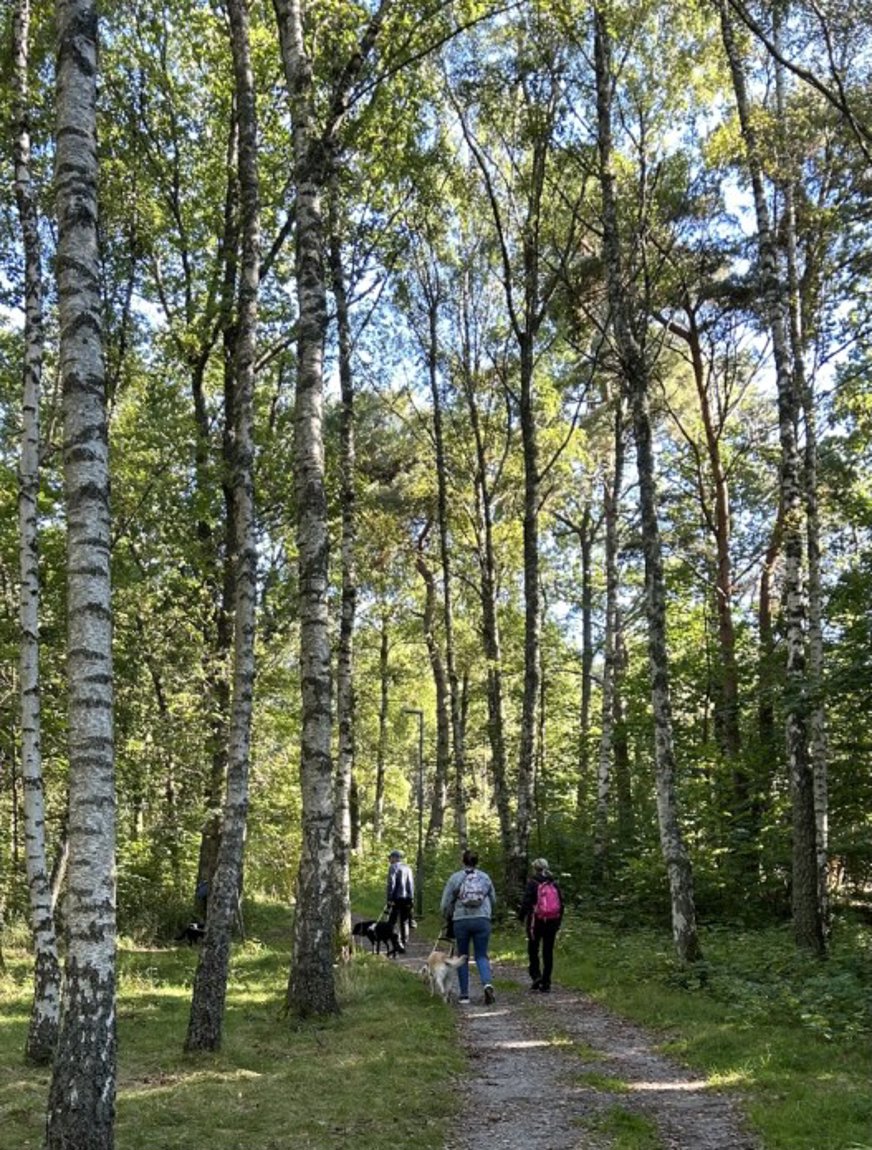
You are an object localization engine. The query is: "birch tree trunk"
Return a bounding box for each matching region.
[274,0,390,1014]
[275,0,338,1016]
[14,0,62,1067]
[185,0,260,1051]
[593,396,624,881]
[328,210,355,949]
[594,4,701,964]
[719,2,824,955]
[772,18,829,933]
[46,0,117,1140]
[416,543,450,850]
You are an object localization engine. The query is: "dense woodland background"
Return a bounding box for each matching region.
[1,0,871,1140]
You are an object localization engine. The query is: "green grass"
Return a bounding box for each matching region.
[5,902,871,1150]
[494,913,872,1150]
[586,1105,663,1149]
[0,907,462,1150]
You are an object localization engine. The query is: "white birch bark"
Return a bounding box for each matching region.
[328,212,355,947]
[275,0,338,1015]
[185,0,260,1052]
[594,4,701,964]
[274,0,391,1016]
[719,1,824,954]
[772,16,829,933]
[46,0,117,1142]
[13,0,62,1067]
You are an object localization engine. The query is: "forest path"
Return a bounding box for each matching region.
[394,935,760,1150]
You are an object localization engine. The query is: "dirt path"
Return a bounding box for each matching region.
[396,938,760,1150]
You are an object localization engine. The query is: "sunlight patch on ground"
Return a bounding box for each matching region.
[492,1038,571,1051]
[120,1066,264,1096]
[627,1077,710,1093]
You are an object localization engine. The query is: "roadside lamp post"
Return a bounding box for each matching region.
[402,708,425,916]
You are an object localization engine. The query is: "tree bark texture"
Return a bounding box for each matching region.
[185,0,260,1052]
[329,212,356,946]
[275,0,338,1016]
[14,0,62,1067]
[773,26,829,932]
[594,4,701,964]
[719,1,824,955]
[46,0,117,1143]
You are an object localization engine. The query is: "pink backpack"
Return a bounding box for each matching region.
[534,879,561,921]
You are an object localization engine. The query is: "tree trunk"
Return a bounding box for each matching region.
[719,1,824,955]
[460,321,514,868]
[773,21,829,935]
[373,614,389,845]
[328,204,355,951]
[612,614,634,850]
[46,0,117,1141]
[511,329,542,898]
[14,0,61,1067]
[275,0,338,1017]
[185,0,260,1052]
[594,4,701,964]
[194,118,238,920]
[593,395,624,882]
[416,542,450,850]
[425,299,468,847]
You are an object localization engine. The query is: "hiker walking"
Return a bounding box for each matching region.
[441,849,497,1005]
[518,858,563,993]
[386,849,415,946]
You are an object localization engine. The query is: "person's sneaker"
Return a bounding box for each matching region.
[458,996,470,1004]
[529,979,542,992]
[484,984,496,1005]
[539,985,551,993]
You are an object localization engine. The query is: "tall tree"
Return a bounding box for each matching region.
[46,0,118,1142]
[274,0,392,1015]
[592,392,624,880]
[593,2,701,963]
[328,196,356,949]
[185,0,261,1052]
[718,0,824,955]
[452,11,573,896]
[13,0,62,1067]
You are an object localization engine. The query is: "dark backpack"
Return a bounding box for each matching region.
[534,879,561,921]
[457,869,489,909]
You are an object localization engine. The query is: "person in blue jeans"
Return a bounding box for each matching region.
[440,849,497,1005]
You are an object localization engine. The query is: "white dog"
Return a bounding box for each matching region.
[421,952,468,1002]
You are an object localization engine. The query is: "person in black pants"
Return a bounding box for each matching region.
[385,848,415,946]
[518,858,563,992]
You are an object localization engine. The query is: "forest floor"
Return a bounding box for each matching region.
[395,934,761,1150]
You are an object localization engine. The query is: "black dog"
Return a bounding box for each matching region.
[368,920,405,958]
[351,918,404,957]
[352,919,377,949]
[175,921,206,945]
